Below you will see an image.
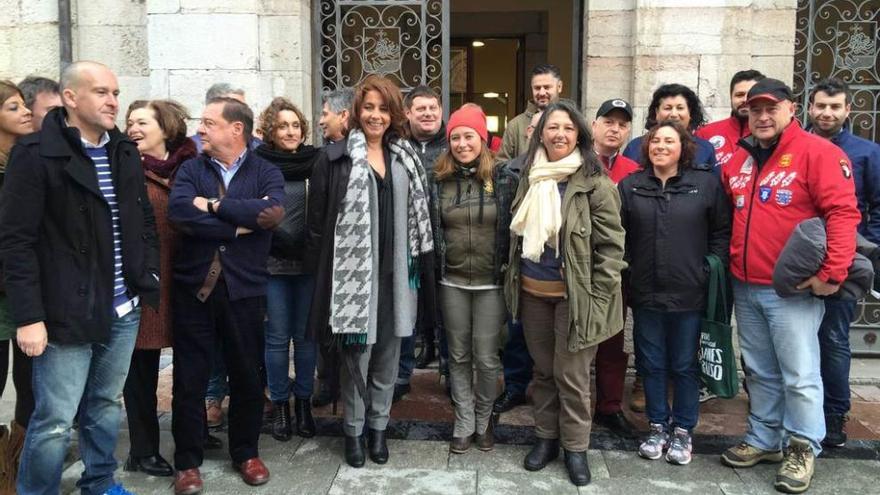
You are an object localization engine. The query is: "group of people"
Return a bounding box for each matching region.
[0,58,875,495]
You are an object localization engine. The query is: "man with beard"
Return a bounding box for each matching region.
[807,77,880,449]
[696,70,765,168]
[496,64,563,163]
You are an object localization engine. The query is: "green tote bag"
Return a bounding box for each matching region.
[699,254,739,399]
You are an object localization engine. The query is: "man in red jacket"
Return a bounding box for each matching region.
[696,70,765,168]
[719,79,859,494]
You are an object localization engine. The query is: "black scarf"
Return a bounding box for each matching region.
[255,143,320,181]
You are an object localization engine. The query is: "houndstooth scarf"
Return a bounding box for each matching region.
[329,130,433,345]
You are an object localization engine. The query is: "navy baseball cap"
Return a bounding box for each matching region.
[596,98,633,121]
[746,78,794,105]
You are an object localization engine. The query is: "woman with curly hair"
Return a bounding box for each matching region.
[622,83,718,172]
[255,97,322,441]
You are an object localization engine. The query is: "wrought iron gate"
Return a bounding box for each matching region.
[793,0,880,355]
[314,0,449,115]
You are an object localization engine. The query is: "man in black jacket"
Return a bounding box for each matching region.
[0,61,159,495]
[168,97,284,495]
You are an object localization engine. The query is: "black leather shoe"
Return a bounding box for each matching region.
[392,383,410,404]
[493,390,527,414]
[415,342,436,369]
[203,433,223,450]
[523,438,559,471]
[563,449,591,486]
[594,411,637,439]
[295,397,316,438]
[368,428,389,464]
[344,435,366,468]
[271,400,293,441]
[124,453,174,477]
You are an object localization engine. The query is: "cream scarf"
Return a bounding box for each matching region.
[510,147,582,262]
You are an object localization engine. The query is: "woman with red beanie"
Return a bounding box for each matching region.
[430,105,518,454]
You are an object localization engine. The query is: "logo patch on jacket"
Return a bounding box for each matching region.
[735,194,745,209]
[709,135,725,150]
[779,154,792,168]
[775,188,792,206]
[740,159,753,175]
[759,186,772,203]
[841,159,852,179]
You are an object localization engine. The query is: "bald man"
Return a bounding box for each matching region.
[0,61,159,495]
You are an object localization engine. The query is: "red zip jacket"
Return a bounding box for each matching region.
[602,153,641,184]
[722,121,860,286]
[696,115,750,168]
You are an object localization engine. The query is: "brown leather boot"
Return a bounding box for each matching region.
[475,419,495,452]
[449,435,471,454]
[629,377,646,413]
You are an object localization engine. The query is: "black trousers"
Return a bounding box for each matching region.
[171,279,266,470]
[123,348,162,457]
[0,339,34,426]
[316,343,340,392]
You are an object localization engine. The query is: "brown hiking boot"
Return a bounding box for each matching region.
[774,437,815,494]
[721,441,784,468]
[629,377,646,413]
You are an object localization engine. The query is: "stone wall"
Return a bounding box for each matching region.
[583,0,798,135]
[0,0,60,81]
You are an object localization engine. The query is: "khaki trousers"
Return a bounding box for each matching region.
[520,291,597,452]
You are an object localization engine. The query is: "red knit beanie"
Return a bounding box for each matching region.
[447,105,489,143]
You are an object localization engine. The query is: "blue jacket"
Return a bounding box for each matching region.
[168,151,284,301]
[623,134,720,175]
[830,127,880,243]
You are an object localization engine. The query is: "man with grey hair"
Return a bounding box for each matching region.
[318,88,353,144]
[18,75,61,132]
[0,61,159,495]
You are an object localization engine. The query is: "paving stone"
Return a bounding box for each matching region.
[577,478,726,494]
[601,449,742,485]
[478,470,579,495]
[851,385,880,402]
[448,444,609,481]
[328,466,476,495]
[286,436,345,495]
[732,457,880,495]
[362,439,450,470]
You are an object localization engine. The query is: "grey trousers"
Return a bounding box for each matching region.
[441,285,506,437]
[340,281,402,437]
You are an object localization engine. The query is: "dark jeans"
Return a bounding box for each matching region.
[633,307,701,431]
[205,341,228,402]
[0,338,34,426]
[398,297,448,386]
[124,349,162,457]
[265,274,317,401]
[502,319,533,396]
[171,280,266,470]
[819,298,857,416]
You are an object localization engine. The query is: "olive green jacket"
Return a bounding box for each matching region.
[496,102,539,163]
[504,161,627,352]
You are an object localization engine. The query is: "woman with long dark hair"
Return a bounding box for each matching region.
[255,97,321,441]
[122,99,197,477]
[306,75,434,467]
[505,99,626,486]
[619,120,730,465]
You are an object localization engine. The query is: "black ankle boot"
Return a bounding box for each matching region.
[563,449,591,486]
[415,342,436,369]
[295,397,316,438]
[524,438,559,471]
[271,400,292,441]
[345,434,366,468]
[368,429,389,464]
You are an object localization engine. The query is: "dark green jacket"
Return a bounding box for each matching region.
[505,161,627,351]
[430,163,518,286]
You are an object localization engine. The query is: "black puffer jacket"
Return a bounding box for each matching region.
[408,123,447,180]
[255,143,322,275]
[618,164,731,311]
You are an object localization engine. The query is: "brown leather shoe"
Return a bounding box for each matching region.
[475,420,495,451]
[234,457,270,486]
[450,435,471,454]
[174,468,203,495]
[629,377,646,413]
[205,399,224,428]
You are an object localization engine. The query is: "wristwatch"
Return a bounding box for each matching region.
[207,198,219,215]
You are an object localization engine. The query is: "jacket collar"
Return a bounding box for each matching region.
[39,107,132,158]
[738,119,804,163]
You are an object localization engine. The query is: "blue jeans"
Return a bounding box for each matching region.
[733,281,825,455]
[632,307,701,431]
[265,274,317,401]
[205,341,228,402]
[18,308,141,495]
[502,319,532,396]
[819,298,857,416]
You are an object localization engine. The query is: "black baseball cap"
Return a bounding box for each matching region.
[596,98,633,121]
[746,78,794,105]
